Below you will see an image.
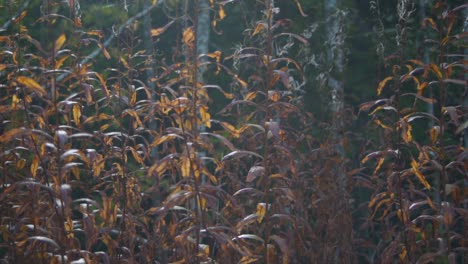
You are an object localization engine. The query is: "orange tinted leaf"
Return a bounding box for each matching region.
[218,5,226,20]
[183,27,195,47]
[16,76,47,96]
[268,90,281,102]
[429,63,443,79]
[423,18,438,32]
[252,23,265,36]
[31,156,39,178]
[13,11,27,24]
[377,76,393,95]
[417,82,428,95]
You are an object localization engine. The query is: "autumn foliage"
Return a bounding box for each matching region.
[0,0,466,263]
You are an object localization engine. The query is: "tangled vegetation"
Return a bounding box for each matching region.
[0,0,466,263]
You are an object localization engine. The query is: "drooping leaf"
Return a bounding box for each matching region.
[411,159,431,189]
[16,76,47,97]
[377,76,393,95]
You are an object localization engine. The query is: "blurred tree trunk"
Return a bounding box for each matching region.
[324,0,352,263]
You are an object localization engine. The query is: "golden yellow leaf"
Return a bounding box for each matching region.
[181,156,191,178]
[65,218,74,238]
[429,63,443,80]
[256,203,266,223]
[401,122,413,144]
[207,50,222,61]
[377,76,393,95]
[54,34,66,53]
[130,147,144,165]
[31,156,39,178]
[72,104,81,126]
[199,105,211,128]
[239,256,260,264]
[373,157,385,176]
[245,91,257,101]
[417,81,428,95]
[16,159,26,170]
[151,27,166,37]
[221,122,240,138]
[411,159,431,189]
[235,74,248,88]
[16,76,47,96]
[0,64,7,71]
[399,246,407,261]
[218,5,226,20]
[120,57,130,69]
[11,94,20,109]
[252,23,264,36]
[198,197,207,211]
[183,27,195,47]
[55,55,69,69]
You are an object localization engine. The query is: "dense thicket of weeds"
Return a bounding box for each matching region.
[0,0,466,263]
